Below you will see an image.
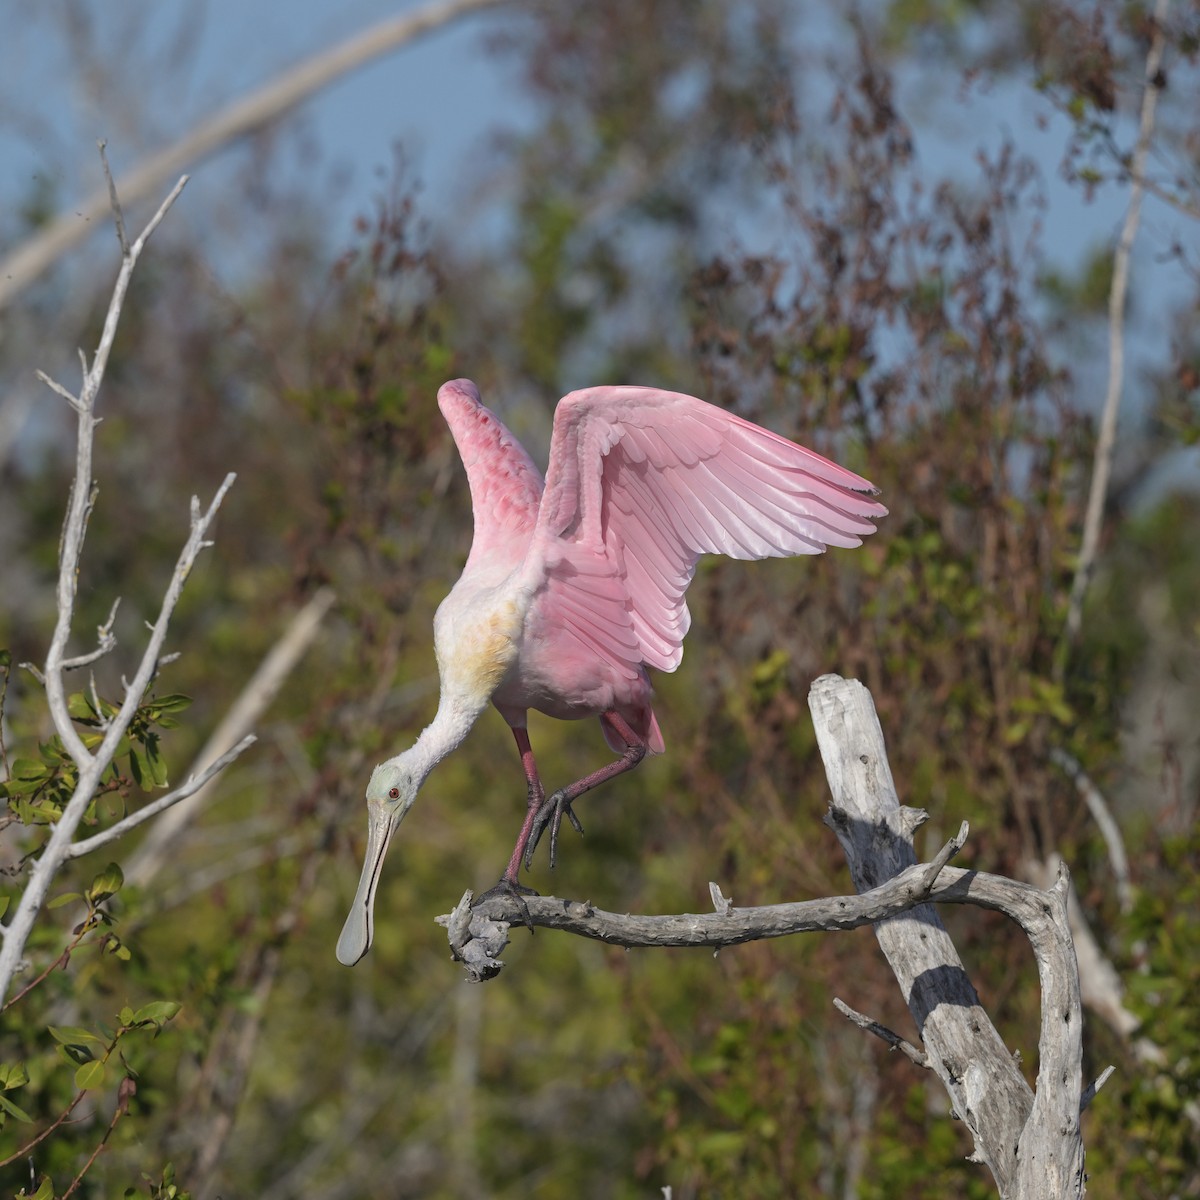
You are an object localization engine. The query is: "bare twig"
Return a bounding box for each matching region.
[124,586,336,888]
[1060,0,1172,660]
[1049,748,1133,913]
[66,735,257,860]
[0,166,245,1008]
[1080,1066,1116,1114]
[0,926,89,1014]
[1021,854,1166,1070]
[0,1091,89,1168]
[708,881,733,914]
[61,598,121,672]
[1087,119,1200,222]
[0,0,509,309]
[97,140,129,255]
[40,173,190,769]
[1128,170,1200,221]
[832,998,929,1068]
[61,1077,134,1198]
[920,819,969,892]
[34,369,86,414]
[453,858,1073,958]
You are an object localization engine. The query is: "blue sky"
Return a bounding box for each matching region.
[0,1,527,261]
[0,2,1163,269]
[2,0,1197,490]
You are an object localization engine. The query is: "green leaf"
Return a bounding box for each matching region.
[146,736,169,787]
[47,891,82,909]
[88,862,124,903]
[74,1059,107,1090]
[0,896,8,920]
[131,1000,182,1028]
[0,1092,33,1122]
[29,799,66,822]
[67,692,95,720]
[0,648,11,668]
[0,1062,29,1089]
[10,758,48,782]
[18,1175,54,1200]
[149,693,192,713]
[1,776,47,799]
[119,1006,135,1025]
[48,1025,106,1047]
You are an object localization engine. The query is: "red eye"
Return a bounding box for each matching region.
[389,787,400,799]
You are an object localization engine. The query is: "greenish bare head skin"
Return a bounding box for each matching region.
[336,758,420,966]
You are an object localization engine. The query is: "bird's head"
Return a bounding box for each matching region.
[336,758,421,966]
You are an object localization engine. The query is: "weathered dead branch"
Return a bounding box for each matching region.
[442,674,1098,1198]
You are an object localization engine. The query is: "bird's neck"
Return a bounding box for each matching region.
[392,694,484,786]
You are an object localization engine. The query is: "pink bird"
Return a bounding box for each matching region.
[336,379,886,965]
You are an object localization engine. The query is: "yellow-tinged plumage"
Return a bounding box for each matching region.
[454,599,522,697]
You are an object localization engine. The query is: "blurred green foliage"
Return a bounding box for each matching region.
[1,1,1198,1197]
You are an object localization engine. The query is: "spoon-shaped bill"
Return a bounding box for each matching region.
[336,805,398,966]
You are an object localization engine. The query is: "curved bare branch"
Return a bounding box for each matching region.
[1060,0,1172,658]
[0,0,508,309]
[438,675,1096,1198]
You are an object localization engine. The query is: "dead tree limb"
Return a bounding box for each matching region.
[1059,0,1171,658]
[124,585,336,888]
[444,674,1096,1198]
[0,156,251,1006]
[0,0,509,309]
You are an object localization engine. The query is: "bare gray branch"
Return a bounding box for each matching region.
[66,736,257,860]
[441,675,1095,1197]
[125,586,335,887]
[0,0,510,309]
[0,169,235,1008]
[1060,0,1172,657]
[832,998,929,1069]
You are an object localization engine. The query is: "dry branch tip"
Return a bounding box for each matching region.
[833,997,929,1068]
[97,140,129,256]
[920,821,970,893]
[1080,1065,1116,1113]
[708,882,732,914]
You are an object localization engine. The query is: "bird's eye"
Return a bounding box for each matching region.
[389,787,400,800]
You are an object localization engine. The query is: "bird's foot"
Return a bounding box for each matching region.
[523,789,584,871]
[473,877,540,931]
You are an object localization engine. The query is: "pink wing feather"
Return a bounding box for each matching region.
[437,380,545,569]
[528,385,887,675]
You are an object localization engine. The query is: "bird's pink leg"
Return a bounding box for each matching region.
[500,727,548,886]
[524,710,648,870]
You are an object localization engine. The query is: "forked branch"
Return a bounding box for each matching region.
[443,675,1096,1198]
[0,156,250,1006]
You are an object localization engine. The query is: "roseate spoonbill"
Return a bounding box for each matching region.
[336,379,886,965]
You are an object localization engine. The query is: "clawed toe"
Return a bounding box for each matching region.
[523,790,584,870]
[474,877,540,931]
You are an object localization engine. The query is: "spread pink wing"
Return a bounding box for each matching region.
[526,385,887,677]
[438,379,545,567]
